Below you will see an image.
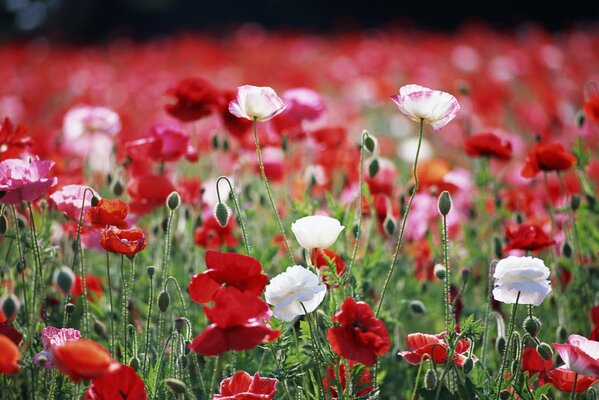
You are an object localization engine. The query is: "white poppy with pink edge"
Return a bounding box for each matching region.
[553,335,599,379]
[229,85,286,122]
[390,84,460,130]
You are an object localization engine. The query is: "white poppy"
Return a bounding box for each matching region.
[390,84,460,130]
[291,215,344,250]
[229,85,286,122]
[492,256,551,306]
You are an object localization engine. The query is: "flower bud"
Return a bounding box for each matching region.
[147,266,156,277]
[437,191,452,216]
[65,303,75,314]
[556,325,568,343]
[0,294,19,321]
[434,264,446,280]
[167,191,181,211]
[461,268,471,283]
[424,369,437,390]
[408,300,426,314]
[91,196,100,207]
[463,357,474,374]
[129,356,140,371]
[494,238,503,258]
[523,316,542,338]
[576,109,586,129]
[500,390,511,400]
[571,194,581,212]
[351,223,359,238]
[211,135,220,149]
[165,378,187,394]
[537,342,553,360]
[515,212,524,224]
[93,320,107,339]
[214,203,229,228]
[364,132,377,154]
[112,180,124,196]
[0,215,7,235]
[562,241,572,258]
[158,291,170,313]
[496,336,506,354]
[53,266,75,294]
[174,317,188,333]
[368,158,379,178]
[383,216,396,236]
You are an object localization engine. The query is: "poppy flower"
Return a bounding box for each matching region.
[229,85,286,122]
[84,364,148,400]
[0,333,20,374]
[188,289,279,356]
[492,256,551,306]
[326,297,391,366]
[390,84,460,130]
[126,174,176,215]
[193,214,239,250]
[214,371,277,400]
[583,94,599,123]
[0,323,22,347]
[33,326,81,369]
[521,346,552,385]
[547,366,599,393]
[165,76,222,122]
[553,335,599,379]
[0,117,32,161]
[503,224,555,253]
[323,361,374,398]
[53,339,114,382]
[72,274,105,302]
[311,249,347,288]
[272,88,325,135]
[398,332,471,367]
[50,184,100,223]
[99,227,147,255]
[88,198,129,229]
[219,90,253,139]
[291,215,345,250]
[188,250,268,304]
[0,157,57,204]
[521,143,577,178]
[126,124,198,163]
[463,133,512,160]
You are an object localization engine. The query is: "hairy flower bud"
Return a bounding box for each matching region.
[167,191,181,210]
[383,216,396,236]
[424,369,437,390]
[463,357,474,374]
[523,316,542,338]
[158,291,171,313]
[147,265,156,277]
[408,300,426,314]
[364,131,377,154]
[368,158,380,178]
[571,194,581,212]
[65,303,75,314]
[0,294,19,321]
[0,215,7,235]
[53,266,75,294]
[537,342,553,360]
[438,191,452,216]
[434,264,446,280]
[215,203,229,227]
[165,378,187,394]
[93,319,107,339]
[91,195,100,207]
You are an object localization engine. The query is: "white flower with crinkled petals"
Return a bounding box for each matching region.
[291,215,344,250]
[265,265,327,322]
[229,85,286,122]
[492,256,551,306]
[390,84,460,131]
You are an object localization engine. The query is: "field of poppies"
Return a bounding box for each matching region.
[0,25,599,399]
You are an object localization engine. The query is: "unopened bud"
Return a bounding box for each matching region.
[0,294,19,321]
[571,194,581,211]
[112,181,124,196]
[91,196,100,207]
[408,300,426,314]
[351,223,359,238]
[364,132,377,154]
[424,369,437,390]
[576,109,586,129]
[515,212,524,224]
[557,326,568,343]
[215,203,229,227]
[383,216,396,236]
[167,191,181,210]
[158,291,170,313]
[587,388,597,400]
[65,303,75,314]
[179,355,188,368]
[434,264,446,280]
[165,378,187,394]
[93,320,107,339]
[562,242,572,258]
[53,266,75,294]
[523,316,542,338]
[129,356,140,371]
[496,336,506,354]
[174,317,187,333]
[438,191,452,216]
[0,215,7,235]
[211,135,220,150]
[147,266,156,277]
[463,358,473,374]
[494,238,503,258]
[461,268,471,283]
[500,390,511,400]
[368,158,379,178]
[537,343,553,360]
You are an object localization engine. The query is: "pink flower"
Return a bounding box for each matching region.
[390,84,460,130]
[50,185,100,222]
[273,88,325,133]
[0,157,57,204]
[214,371,277,399]
[553,335,599,379]
[229,85,286,122]
[126,124,198,163]
[33,326,81,369]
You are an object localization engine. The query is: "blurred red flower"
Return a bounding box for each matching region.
[214,371,277,400]
[126,124,198,163]
[88,199,129,229]
[53,339,114,382]
[193,214,239,249]
[311,249,347,288]
[100,227,147,255]
[84,364,147,400]
[0,334,20,374]
[463,133,512,160]
[398,332,471,367]
[326,297,390,366]
[72,274,105,302]
[583,94,599,123]
[503,224,555,253]
[521,143,577,178]
[188,250,268,304]
[126,174,176,214]
[0,117,31,161]
[165,77,221,122]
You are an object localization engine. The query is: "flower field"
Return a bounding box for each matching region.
[0,25,599,399]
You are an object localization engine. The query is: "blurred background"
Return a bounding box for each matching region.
[0,0,598,42]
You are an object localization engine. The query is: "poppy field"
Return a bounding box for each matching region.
[0,25,599,399]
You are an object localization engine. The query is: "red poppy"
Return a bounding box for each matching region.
[214,371,277,400]
[449,285,463,331]
[0,117,32,161]
[398,332,471,367]
[521,143,577,178]
[188,250,268,304]
[584,95,599,123]
[100,227,147,255]
[0,333,20,374]
[53,339,114,382]
[521,346,552,385]
[591,305,599,341]
[126,174,176,214]
[188,289,279,356]
[323,361,374,398]
[220,90,253,139]
[194,214,239,249]
[84,364,148,400]
[463,133,512,160]
[326,297,391,366]
[126,124,198,163]
[547,366,599,393]
[0,323,22,346]
[311,249,347,288]
[72,275,105,302]
[503,224,555,253]
[87,199,129,229]
[164,77,221,122]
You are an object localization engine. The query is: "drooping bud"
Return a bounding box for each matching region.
[363,131,377,154]
[93,320,107,339]
[515,212,524,224]
[463,358,474,374]
[571,194,581,212]
[494,238,503,259]
[500,390,511,400]
[351,223,359,238]
[158,291,170,313]
[165,378,187,394]
[167,191,181,211]
[523,316,542,338]
[112,180,124,196]
[556,325,568,343]
[383,216,396,236]
[129,356,140,371]
[408,300,426,314]
[53,266,75,294]
[214,203,229,228]
[496,336,506,354]
[0,294,20,321]
[174,317,187,333]
[147,266,156,277]
[91,196,100,207]
[461,268,471,283]
[437,191,452,216]
[537,342,553,361]
[0,214,7,235]
[424,369,437,390]
[211,135,220,150]
[368,158,379,178]
[576,109,586,129]
[65,303,75,314]
[434,264,446,280]
[587,388,597,400]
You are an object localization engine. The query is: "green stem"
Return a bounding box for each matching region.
[210,354,223,395]
[105,252,115,355]
[10,207,30,349]
[74,188,95,337]
[27,202,44,330]
[157,207,175,341]
[442,214,452,333]
[376,118,424,317]
[495,292,520,400]
[216,176,251,256]
[571,373,578,399]
[252,118,294,264]
[143,272,154,378]
[120,254,128,362]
